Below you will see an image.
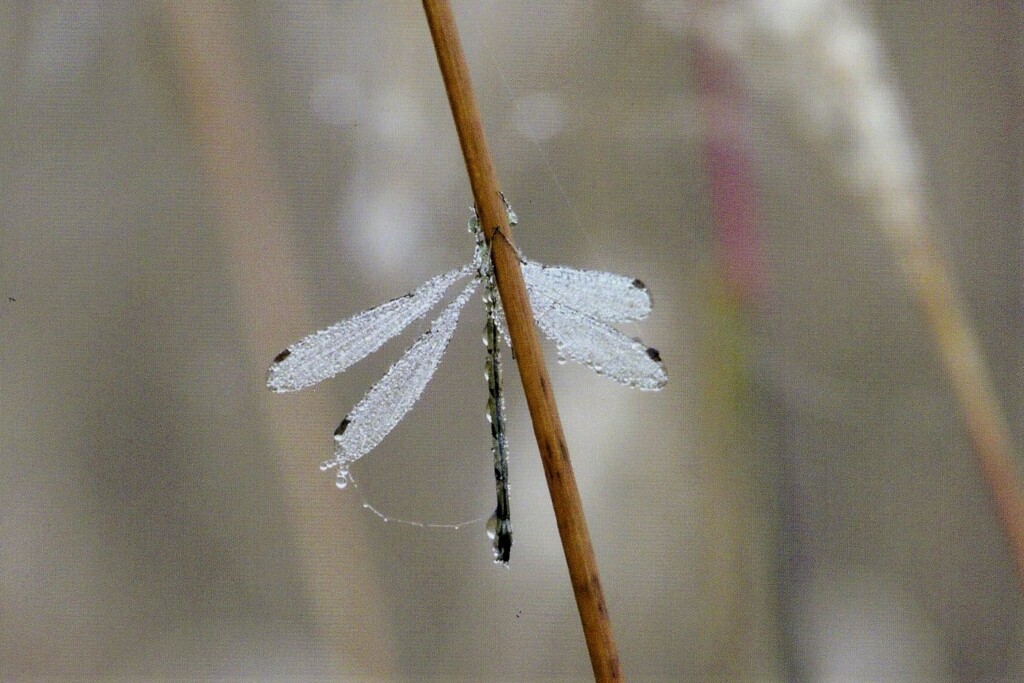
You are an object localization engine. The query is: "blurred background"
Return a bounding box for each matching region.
[1,1,1021,680]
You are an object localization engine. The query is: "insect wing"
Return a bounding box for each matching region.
[521,260,651,323]
[530,290,667,391]
[267,265,474,392]
[328,278,480,483]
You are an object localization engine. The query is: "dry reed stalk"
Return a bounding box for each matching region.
[421,1,622,679]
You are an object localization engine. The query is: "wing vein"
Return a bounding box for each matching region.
[530,289,667,391]
[522,260,651,323]
[268,265,473,392]
[327,277,481,485]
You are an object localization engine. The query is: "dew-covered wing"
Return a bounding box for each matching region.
[529,290,667,391]
[267,265,473,392]
[327,278,480,484]
[521,260,651,323]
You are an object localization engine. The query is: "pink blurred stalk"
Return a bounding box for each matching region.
[695,40,765,307]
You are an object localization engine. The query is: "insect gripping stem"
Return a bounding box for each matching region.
[422,1,624,679]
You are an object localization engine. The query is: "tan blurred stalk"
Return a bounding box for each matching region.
[163,1,395,673]
[699,0,1024,587]
[901,226,1024,586]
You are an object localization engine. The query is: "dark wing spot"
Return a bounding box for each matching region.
[272,349,291,364]
[334,418,351,437]
[632,278,646,290]
[646,347,662,363]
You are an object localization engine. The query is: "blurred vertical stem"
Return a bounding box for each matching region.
[421,1,622,680]
[164,1,396,674]
[695,40,783,678]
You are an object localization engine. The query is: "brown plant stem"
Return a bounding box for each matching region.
[421,1,622,679]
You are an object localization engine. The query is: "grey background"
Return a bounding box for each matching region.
[0,1,1020,680]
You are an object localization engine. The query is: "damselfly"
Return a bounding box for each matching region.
[267,204,667,563]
